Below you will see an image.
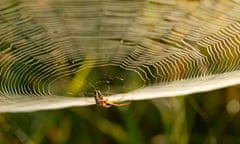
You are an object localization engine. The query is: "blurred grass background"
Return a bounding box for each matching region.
[1,86,240,144]
[0,0,240,144]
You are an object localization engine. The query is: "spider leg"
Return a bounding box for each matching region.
[102,103,112,108]
[107,101,131,107]
[100,99,113,108]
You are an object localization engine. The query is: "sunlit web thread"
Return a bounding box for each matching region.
[1,0,239,90]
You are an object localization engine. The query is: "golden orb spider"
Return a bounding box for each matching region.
[94,90,130,108]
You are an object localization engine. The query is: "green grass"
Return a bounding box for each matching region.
[1,86,240,144]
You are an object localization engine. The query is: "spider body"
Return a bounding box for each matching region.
[94,90,112,108]
[94,90,130,108]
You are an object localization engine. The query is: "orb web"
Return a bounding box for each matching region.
[0,0,240,112]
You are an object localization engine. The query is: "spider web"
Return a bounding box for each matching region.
[0,0,240,112]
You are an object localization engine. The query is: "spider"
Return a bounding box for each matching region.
[94,90,130,108]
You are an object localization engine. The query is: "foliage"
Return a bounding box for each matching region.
[1,87,240,144]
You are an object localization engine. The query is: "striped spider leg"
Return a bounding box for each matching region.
[94,90,130,108]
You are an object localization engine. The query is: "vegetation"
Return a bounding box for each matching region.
[1,86,240,144]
